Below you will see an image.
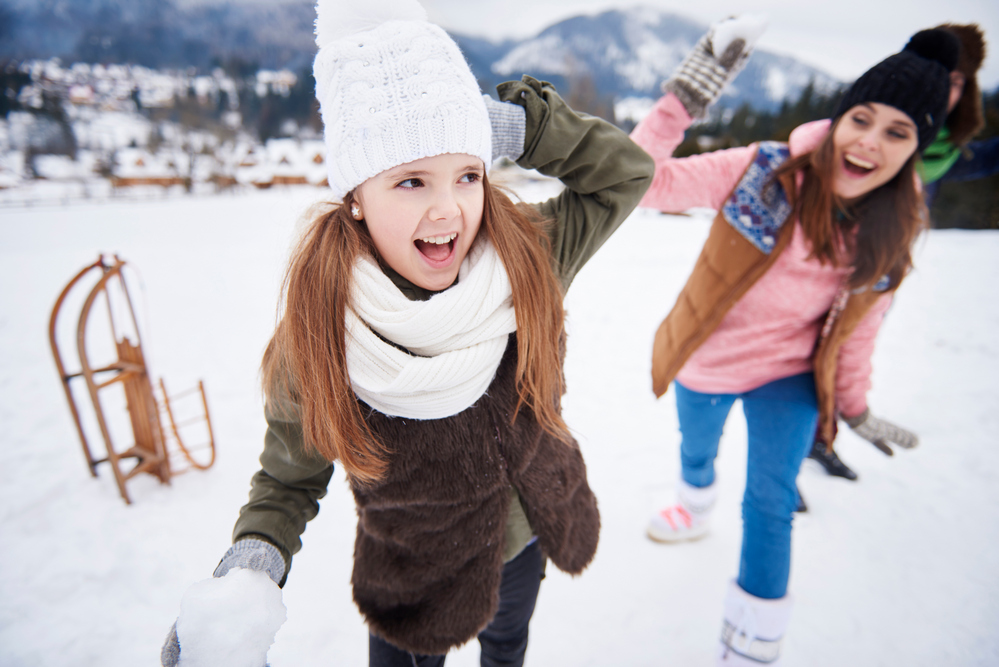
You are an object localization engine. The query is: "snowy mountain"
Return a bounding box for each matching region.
[1,1,840,111]
[460,8,842,112]
[0,0,318,72]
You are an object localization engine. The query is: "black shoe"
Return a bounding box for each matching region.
[808,440,859,481]
[794,484,807,513]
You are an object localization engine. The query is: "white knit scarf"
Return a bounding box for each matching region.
[345,238,517,419]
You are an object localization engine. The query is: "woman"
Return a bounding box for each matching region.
[811,23,994,482]
[920,23,996,210]
[630,25,958,665]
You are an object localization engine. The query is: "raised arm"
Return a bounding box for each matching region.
[629,15,767,213]
[489,75,654,291]
[631,93,757,213]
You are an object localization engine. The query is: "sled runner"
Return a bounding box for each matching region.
[48,254,216,504]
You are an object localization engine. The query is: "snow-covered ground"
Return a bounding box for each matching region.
[1,175,997,666]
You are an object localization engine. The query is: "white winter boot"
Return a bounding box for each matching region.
[647,479,717,542]
[717,580,793,665]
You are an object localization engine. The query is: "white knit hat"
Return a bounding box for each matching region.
[313,0,492,201]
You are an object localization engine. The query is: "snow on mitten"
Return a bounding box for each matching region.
[174,567,286,667]
[161,539,287,667]
[844,408,919,456]
[664,15,767,119]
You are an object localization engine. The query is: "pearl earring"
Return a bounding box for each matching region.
[351,204,361,219]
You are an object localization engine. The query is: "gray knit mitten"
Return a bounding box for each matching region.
[664,15,767,119]
[844,408,919,456]
[483,94,526,163]
[160,539,286,666]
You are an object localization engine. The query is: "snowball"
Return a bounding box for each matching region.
[176,568,287,667]
[711,14,769,57]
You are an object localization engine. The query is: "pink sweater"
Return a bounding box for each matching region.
[631,94,890,418]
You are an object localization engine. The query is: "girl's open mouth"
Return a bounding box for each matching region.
[843,153,876,176]
[415,232,457,263]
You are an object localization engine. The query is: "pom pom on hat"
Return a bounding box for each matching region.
[903,28,960,73]
[315,0,427,48]
[312,0,492,200]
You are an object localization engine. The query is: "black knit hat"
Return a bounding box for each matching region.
[834,28,960,152]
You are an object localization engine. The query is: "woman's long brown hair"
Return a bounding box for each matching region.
[261,176,569,484]
[769,118,927,290]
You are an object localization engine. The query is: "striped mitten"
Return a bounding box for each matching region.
[844,408,919,456]
[664,15,767,119]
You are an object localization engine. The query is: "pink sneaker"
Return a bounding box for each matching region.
[647,480,717,543]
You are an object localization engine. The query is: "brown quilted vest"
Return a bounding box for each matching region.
[349,333,600,655]
[650,142,898,445]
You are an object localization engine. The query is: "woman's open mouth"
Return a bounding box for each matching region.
[415,232,457,263]
[843,153,877,176]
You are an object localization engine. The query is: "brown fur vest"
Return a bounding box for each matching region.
[348,333,600,655]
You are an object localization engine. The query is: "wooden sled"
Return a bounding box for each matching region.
[48,254,216,504]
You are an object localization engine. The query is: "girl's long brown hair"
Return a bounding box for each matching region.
[261,176,569,484]
[769,119,927,290]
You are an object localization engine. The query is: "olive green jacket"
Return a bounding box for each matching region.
[232,76,654,583]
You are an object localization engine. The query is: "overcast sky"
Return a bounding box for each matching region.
[419,0,999,89]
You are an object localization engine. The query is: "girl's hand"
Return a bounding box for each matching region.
[483,94,527,164]
[844,408,919,456]
[664,15,768,119]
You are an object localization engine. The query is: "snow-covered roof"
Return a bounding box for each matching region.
[114,148,189,178]
[236,138,327,186]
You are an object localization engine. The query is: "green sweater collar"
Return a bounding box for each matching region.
[917,126,962,184]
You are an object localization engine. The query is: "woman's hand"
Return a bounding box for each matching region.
[844,408,919,455]
[664,15,767,119]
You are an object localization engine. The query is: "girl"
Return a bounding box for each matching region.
[629,23,958,665]
[162,0,653,665]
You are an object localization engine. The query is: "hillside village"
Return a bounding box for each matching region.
[0,4,854,207]
[1,40,995,226]
[0,58,329,204]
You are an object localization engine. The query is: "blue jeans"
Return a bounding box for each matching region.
[368,539,545,667]
[675,373,818,599]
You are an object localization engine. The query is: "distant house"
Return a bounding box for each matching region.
[111,148,187,188]
[68,85,96,106]
[237,138,328,189]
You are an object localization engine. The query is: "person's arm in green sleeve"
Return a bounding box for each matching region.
[231,397,334,586]
[497,75,654,291]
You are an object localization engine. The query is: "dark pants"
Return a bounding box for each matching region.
[368,539,545,667]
